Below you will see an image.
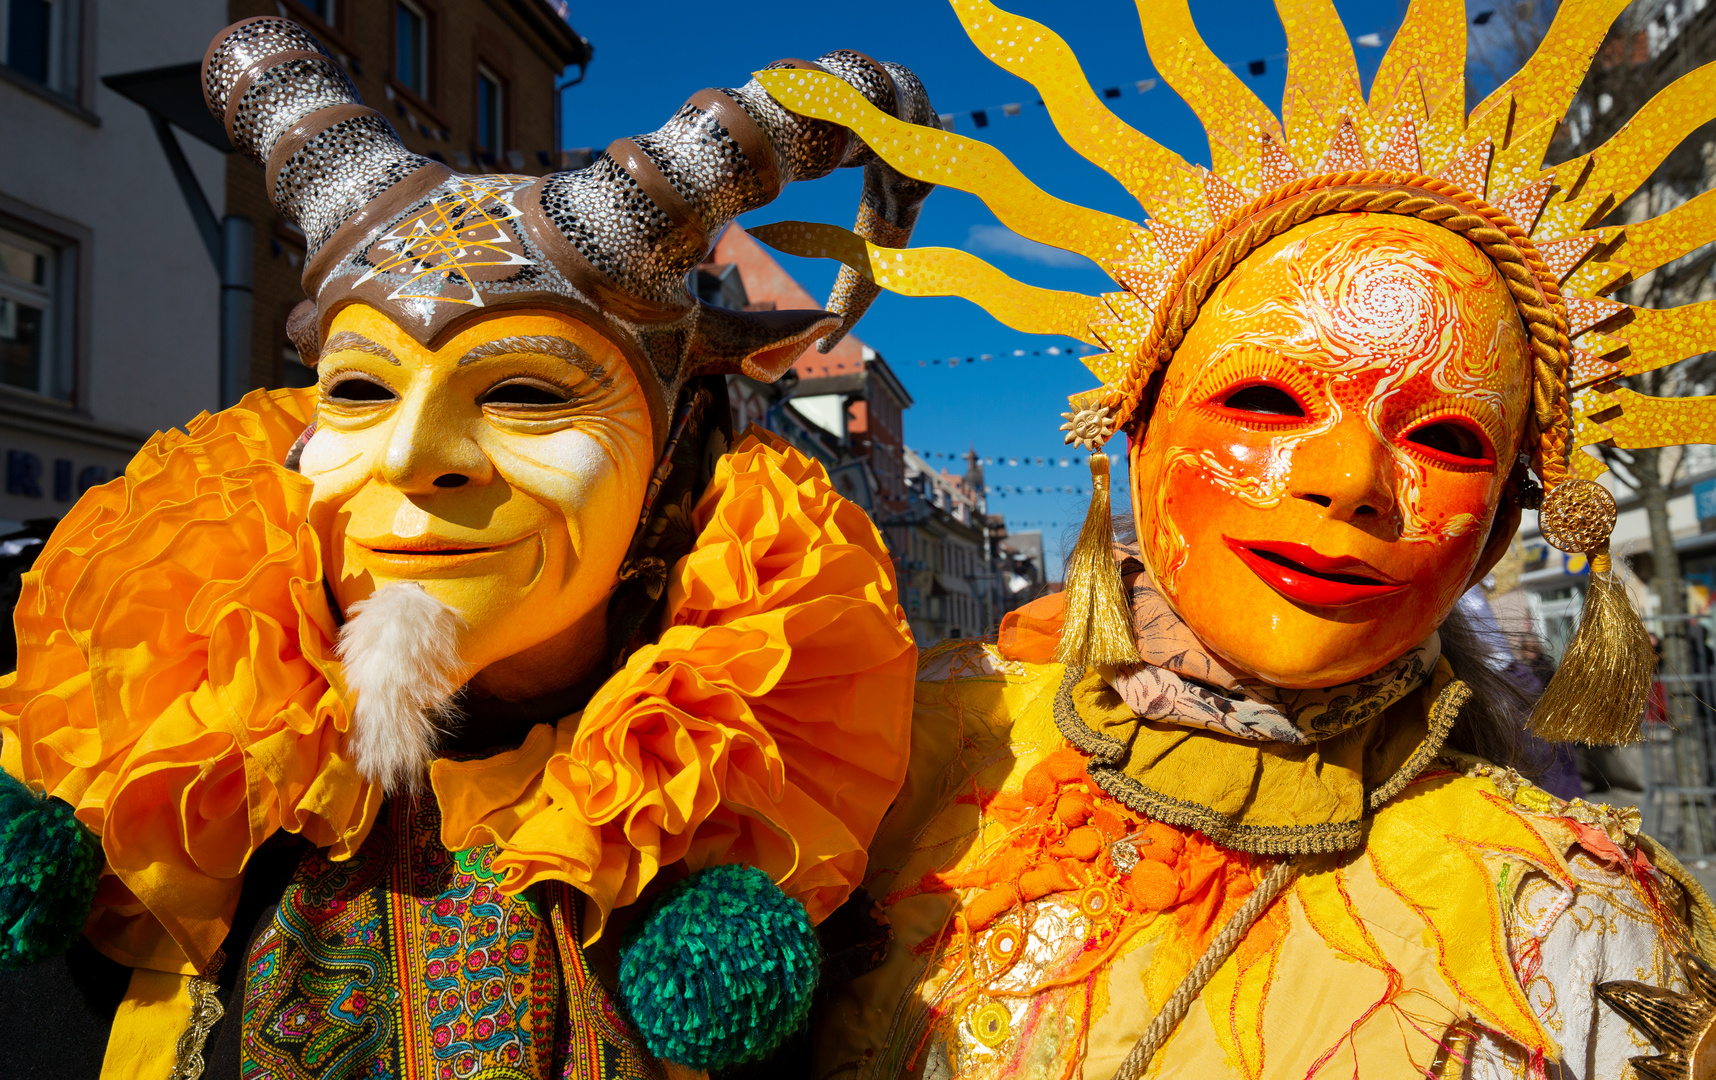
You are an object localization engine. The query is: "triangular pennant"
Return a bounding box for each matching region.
[1110,260,1165,304]
[1536,234,1602,282]
[1495,176,1554,233]
[1317,117,1369,174]
[1148,218,1202,270]
[1567,344,1623,390]
[1260,135,1303,189]
[1202,168,1251,224]
[1564,295,1629,338]
[1438,138,1494,199]
[1373,115,1423,174]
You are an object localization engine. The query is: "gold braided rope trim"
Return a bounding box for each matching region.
[168,948,226,1080]
[1104,170,1573,493]
[1051,666,1474,856]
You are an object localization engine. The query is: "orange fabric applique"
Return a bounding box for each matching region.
[897,736,1276,1076]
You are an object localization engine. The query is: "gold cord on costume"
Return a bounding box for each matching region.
[1107,859,1301,1080]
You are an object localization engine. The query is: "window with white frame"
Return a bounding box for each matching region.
[0,0,81,96]
[395,0,428,97]
[0,225,73,400]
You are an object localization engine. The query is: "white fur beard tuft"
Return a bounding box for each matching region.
[336,582,467,796]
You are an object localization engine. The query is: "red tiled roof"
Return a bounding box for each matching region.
[707,225,868,379]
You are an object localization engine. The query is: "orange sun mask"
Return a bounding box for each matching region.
[300,304,657,699]
[1130,214,1532,688]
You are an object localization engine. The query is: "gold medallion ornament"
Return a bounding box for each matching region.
[970,1002,1013,1048]
[1537,477,1619,556]
[1059,402,1113,450]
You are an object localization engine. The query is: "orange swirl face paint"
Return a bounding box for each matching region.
[1130,214,1532,688]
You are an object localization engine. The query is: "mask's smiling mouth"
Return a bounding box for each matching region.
[1222,536,1406,608]
[350,534,532,574]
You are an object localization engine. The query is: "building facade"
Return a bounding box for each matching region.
[0,0,230,527]
[694,224,1049,644]
[0,0,587,532]
[697,224,913,516]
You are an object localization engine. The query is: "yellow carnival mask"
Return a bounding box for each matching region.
[1130,214,1532,687]
[299,305,656,696]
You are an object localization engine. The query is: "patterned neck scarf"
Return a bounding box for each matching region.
[1102,555,1439,745]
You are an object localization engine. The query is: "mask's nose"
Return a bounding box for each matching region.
[377,389,494,493]
[1286,420,1398,527]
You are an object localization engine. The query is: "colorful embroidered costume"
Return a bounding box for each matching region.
[818,604,1713,1078]
[0,15,937,1078]
[747,0,1716,1076]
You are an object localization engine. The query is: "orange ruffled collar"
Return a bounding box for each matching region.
[0,387,914,972]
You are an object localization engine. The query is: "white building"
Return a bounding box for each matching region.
[0,0,228,526]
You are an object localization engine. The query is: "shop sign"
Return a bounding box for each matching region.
[6,449,108,503]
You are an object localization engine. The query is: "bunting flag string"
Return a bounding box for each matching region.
[908,344,1096,368]
[909,448,1102,469]
[933,30,1386,133]
[792,342,1099,375]
[986,485,1086,497]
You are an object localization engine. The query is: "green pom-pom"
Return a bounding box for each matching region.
[619,863,820,1069]
[0,770,101,968]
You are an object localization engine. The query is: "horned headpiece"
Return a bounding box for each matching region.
[201,16,936,443]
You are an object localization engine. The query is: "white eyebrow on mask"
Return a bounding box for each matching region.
[457,335,616,390]
[321,331,401,365]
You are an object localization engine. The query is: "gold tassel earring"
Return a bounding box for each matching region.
[1054,453,1140,668]
[1529,481,1654,745]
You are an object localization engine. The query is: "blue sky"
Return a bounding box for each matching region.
[557,0,1501,568]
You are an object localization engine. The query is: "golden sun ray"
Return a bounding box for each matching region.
[1366,0,1466,163]
[1545,62,1716,241]
[1607,187,1716,279]
[1562,187,1716,298]
[950,0,1210,231]
[1278,0,1369,166]
[1591,387,1716,453]
[1136,0,1284,191]
[1584,299,1716,382]
[1464,0,1631,192]
[753,69,1154,275]
[748,221,1108,347]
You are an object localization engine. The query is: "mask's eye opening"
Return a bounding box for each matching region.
[326,377,396,403]
[481,380,573,407]
[1406,420,1493,465]
[1219,383,1305,418]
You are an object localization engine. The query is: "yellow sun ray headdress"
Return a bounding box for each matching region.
[750,0,1716,744]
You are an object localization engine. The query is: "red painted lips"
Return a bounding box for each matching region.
[1223,537,1407,608]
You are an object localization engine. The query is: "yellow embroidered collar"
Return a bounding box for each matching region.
[0,387,914,973]
[1053,660,1467,855]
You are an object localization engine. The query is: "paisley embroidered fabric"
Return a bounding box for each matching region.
[1101,556,1438,743]
[241,797,658,1080]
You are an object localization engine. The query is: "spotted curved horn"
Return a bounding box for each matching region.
[542,49,937,361]
[201,18,933,415]
[202,17,436,255]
